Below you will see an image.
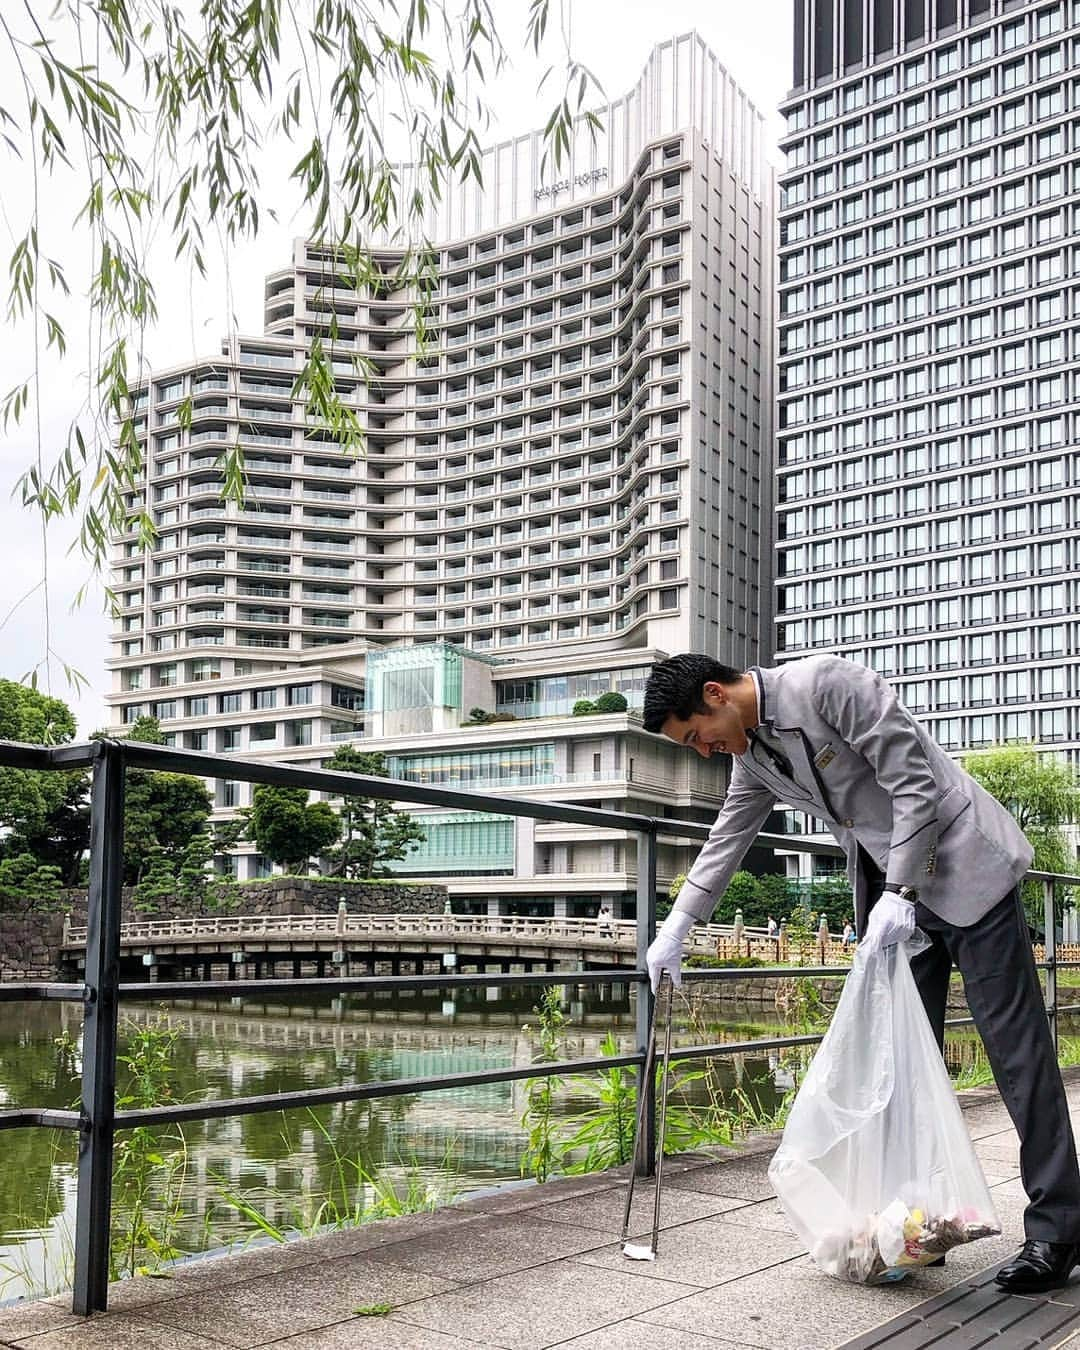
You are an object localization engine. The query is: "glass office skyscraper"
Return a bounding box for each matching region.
[777,0,1080,766]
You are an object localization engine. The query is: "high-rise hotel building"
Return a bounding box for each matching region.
[106,33,775,909]
[776,0,1080,797]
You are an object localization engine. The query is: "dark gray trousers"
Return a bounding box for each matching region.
[867,868,1080,1243]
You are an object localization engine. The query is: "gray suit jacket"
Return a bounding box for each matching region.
[672,654,1033,931]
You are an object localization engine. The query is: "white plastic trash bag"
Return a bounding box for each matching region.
[768,935,1000,1284]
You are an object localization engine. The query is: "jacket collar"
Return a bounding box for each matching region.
[748,665,775,728]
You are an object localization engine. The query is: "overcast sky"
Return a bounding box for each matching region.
[0,1,794,738]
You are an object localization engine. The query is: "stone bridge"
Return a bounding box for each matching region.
[59,913,725,982]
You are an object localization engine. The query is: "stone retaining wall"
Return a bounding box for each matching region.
[61,876,448,926]
[695,973,971,1019]
[0,913,65,982]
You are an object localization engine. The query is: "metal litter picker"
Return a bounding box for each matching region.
[621,970,675,1260]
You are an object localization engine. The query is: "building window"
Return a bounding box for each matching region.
[289,720,312,747]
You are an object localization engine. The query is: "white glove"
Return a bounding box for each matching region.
[646,909,695,992]
[863,891,916,951]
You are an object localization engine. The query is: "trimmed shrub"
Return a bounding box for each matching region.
[594,691,628,713]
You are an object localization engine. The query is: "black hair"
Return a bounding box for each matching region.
[642,653,743,733]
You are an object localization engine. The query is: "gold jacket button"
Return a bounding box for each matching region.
[843,818,854,827]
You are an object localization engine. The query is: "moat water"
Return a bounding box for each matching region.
[0,980,1020,1302]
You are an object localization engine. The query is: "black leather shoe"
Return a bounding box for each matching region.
[925,1256,945,1268]
[995,1240,1079,1293]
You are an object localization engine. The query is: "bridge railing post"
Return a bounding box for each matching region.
[635,827,658,1177]
[73,740,125,1316]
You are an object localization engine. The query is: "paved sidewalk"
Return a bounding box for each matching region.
[3,1070,1080,1349]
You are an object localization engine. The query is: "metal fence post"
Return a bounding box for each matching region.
[1044,878,1059,1058]
[635,828,658,1176]
[73,741,125,1315]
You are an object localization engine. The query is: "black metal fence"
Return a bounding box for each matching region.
[1,735,1078,1315]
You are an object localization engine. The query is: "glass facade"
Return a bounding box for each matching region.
[496,668,649,718]
[777,0,1080,763]
[387,744,556,788]
[365,644,464,714]
[390,812,515,874]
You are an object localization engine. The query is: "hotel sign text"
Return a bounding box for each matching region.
[534,168,608,200]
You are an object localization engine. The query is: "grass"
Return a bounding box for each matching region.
[210,1109,462,1244]
[953,1033,1080,1090]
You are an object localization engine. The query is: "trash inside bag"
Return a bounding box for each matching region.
[768,935,1000,1284]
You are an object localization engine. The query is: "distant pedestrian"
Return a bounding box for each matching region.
[766,914,778,940]
[842,919,855,948]
[597,901,614,939]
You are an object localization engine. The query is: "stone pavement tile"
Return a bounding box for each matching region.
[719,1196,799,1236]
[268,1316,490,1348]
[365,1212,612,1284]
[132,1254,456,1349]
[0,1305,82,1343]
[453,1175,620,1219]
[97,1247,309,1313]
[975,1140,1022,1168]
[530,1180,748,1238]
[242,1206,483,1269]
[665,1154,777,1202]
[549,1318,759,1347]
[397,1259,698,1350]
[979,1168,1021,1186]
[54,1209,485,1317]
[11,1312,231,1349]
[976,1125,1021,1144]
[959,1107,1014,1140]
[572,1215,806,1287]
[635,1258,931,1349]
[985,1178,1035,1236]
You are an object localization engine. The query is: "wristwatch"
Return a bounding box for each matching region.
[886,884,919,903]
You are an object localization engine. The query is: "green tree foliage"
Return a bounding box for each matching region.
[572,699,596,716]
[802,875,852,931]
[132,846,176,912]
[783,904,818,965]
[120,716,213,886]
[3,1,599,582]
[177,832,215,905]
[0,854,64,914]
[245,785,341,874]
[324,746,426,879]
[964,744,1080,921]
[0,679,89,885]
[711,870,759,924]
[706,870,852,929]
